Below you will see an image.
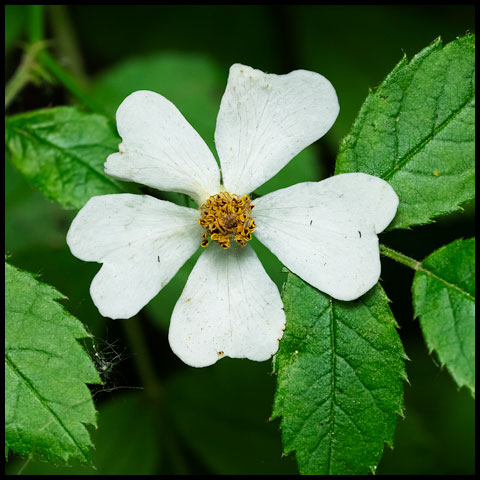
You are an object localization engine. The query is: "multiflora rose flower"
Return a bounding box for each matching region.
[67,64,398,367]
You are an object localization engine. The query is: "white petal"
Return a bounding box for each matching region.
[105,90,221,205]
[67,194,201,319]
[215,64,339,196]
[168,244,285,368]
[253,173,399,301]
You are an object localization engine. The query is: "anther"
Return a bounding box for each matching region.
[198,192,256,249]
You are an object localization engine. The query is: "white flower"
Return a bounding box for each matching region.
[67,64,398,368]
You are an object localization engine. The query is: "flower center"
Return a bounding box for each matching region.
[198,192,256,249]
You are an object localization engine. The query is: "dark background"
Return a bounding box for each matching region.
[5,5,475,475]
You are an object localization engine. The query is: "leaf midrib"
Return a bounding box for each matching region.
[382,91,474,182]
[417,264,475,302]
[445,288,474,379]
[7,124,123,195]
[326,298,336,475]
[5,352,90,462]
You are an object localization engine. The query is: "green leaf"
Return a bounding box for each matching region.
[412,238,475,396]
[5,261,101,464]
[335,35,475,229]
[5,107,128,210]
[6,393,162,475]
[273,274,407,475]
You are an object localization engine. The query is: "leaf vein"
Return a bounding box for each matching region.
[4,353,89,462]
[418,266,475,301]
[382,92,475,181]
[9,125,122,193]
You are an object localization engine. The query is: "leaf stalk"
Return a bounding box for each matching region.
[379,244,422,271]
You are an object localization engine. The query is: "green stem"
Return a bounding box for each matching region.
[379,244,422,271]
[120,315,191,472]
[4,44,41,109]
[5,4,47,108]
[160,419,191,474]
[4,71,27,109]
[47,5,89,87]
[16,457,31,475]
[121,317,163,402]
[28,5,44,43]
[381,244,475,301]
[120,318,191,472]
[42,53,103,112]
[27,4,103,113]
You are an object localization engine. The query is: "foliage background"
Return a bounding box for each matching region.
[5,5,474,475]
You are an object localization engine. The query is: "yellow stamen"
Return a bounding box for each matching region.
[198,192,256,249]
